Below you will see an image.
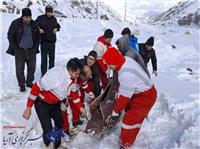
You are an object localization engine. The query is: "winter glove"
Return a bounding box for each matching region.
[60,102,68,111]
[106,111,119,128]
[80,107,88,120]
[87,92,95,104]
[106,68,113,78]
[45,127,64,143]
[88,92,95,99]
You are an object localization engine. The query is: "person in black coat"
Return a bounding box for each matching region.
[35,5,61,76]
[139,37,158,76]
[6,8,39,92]
[80,51,101,97]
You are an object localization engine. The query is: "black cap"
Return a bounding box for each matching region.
[121,27,131,35]
[104,29,114,39]
[88,50,97,59]
[146,37,154,46]
[45,5,53,13]
[22,8,32,17]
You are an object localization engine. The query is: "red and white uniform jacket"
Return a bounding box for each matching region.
[93,35,112,59]
[26,66,82,109]
[78,79,95,103]
[113,56,153,115]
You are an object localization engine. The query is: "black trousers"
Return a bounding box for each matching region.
[14,48,36,87]
[34,98,63,147]
[40,43,55,76]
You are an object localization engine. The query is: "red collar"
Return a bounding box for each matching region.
[97,36,112,48]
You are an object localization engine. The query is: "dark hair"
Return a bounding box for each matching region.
[88,50,97,59]
[104,29,114,39]
[121,27,131,35]
[66,58,82,71]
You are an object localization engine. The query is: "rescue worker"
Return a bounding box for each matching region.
[93,29,114,89]
[103,47,157,149]
[22,58,87,148]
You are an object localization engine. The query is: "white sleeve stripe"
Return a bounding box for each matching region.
[82,84,88,89]
[121,123,142,130]
[112,110,119,116]
[37,80,44,91]
[28,94,37,100]
[38,93,45,99]
[73,98,81,104]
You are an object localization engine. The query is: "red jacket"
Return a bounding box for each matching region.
[97,36,111,48]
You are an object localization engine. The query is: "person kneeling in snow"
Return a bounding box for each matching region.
[103,47,157,149]
[22,58,87,148]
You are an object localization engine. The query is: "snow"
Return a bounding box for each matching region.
[101,0,182,21]
[0,7,200,149]
[152,0,200,26]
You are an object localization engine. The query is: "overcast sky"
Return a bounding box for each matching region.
[99,0,181,19]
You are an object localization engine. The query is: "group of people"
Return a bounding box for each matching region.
[7,6,60,92]
[7,5,158,149]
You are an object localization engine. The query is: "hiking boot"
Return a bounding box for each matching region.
[54,140,61,149]
[63,130,71,142]
[72,120,84,127]
[26,83,33,88]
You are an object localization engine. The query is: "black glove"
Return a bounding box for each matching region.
[106,115,119,128]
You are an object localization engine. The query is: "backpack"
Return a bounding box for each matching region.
[129,35,139,53]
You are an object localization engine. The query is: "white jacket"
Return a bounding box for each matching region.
[38,66,78,100]
[93,41,107,59]
[118,57,153,98]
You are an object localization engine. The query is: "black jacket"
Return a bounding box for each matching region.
[6,17,39,56]
[80,56,101,97]
[139,43,157,71]
[35,14,60,43]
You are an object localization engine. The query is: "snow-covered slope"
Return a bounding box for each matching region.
[101,0,182,23]
[0,0,121,21]
[0,9,200,149]
[152,0,200,27]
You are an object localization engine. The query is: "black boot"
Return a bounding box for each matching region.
[26,82,33,88]
[72,120,84,127]
[20,86,26,92]
[54,140,61,149]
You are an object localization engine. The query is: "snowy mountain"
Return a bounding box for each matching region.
[0,0,121,21]
[152,0,200,27]
[101,0,182,24]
